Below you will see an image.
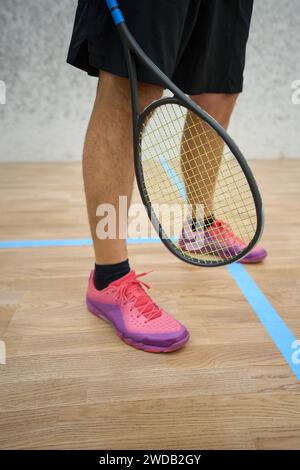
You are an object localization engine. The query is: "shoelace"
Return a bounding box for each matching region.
[115,272,162,322]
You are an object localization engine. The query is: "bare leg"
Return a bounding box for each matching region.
[83,71,162,264]
[181,93,239,218]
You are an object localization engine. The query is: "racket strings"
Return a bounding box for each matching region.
[181,117,255,246]
[139,103,257,263]
[143,125,254,232]
[141,114,253,260]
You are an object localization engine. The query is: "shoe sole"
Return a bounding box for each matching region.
[179,241,267,264]
[86,299,189,353]
[178,240,239,259]
[239,255,267,264]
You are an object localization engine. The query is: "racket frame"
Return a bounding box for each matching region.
[107,7,264,267]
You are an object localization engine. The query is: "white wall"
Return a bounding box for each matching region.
[0,0,299,162]
[230,0,300,158]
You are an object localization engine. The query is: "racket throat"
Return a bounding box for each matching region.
[118,25,140,134]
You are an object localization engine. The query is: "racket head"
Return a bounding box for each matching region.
[104,16,264,267]
[135,96,263,267]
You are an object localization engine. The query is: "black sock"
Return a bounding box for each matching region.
[191,214,215,231]
[94,259,130,291]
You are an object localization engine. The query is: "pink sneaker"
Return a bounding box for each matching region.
[86,270,189,353]
[179,219,267,264]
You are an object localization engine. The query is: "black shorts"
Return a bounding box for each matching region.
[67,0,253,95]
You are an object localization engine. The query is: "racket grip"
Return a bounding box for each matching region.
[105,0,125,25]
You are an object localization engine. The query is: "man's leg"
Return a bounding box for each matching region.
[181,93,238,219]
[191,93,239,129]
[180,92,267,263]
[83,71,190,352]
[83,71,162,266]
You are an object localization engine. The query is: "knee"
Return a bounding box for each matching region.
[97,71,163,113]
[191,93,240,128]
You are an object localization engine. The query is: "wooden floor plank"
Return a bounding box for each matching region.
[0,160,300,449]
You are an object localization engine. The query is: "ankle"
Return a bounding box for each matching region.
[94,259,130,290]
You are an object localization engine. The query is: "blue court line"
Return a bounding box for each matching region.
[227,263,300,380]
[0,239,93,248]
[1,153,299,378]
[0,238,160,249]
[159,155,300,379]
[159,155,187,200]
[0,235,299,379]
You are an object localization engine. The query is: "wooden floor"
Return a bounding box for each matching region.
[0,160,300,450]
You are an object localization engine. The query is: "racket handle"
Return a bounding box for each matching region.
[105,0,125,25]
